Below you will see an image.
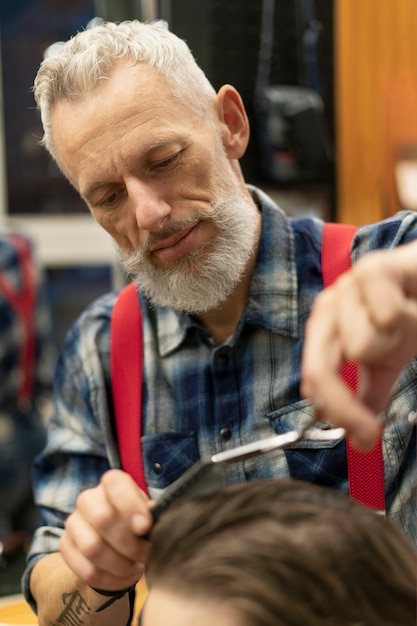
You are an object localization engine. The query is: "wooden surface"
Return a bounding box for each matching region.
[0,595,36,625]
[335,0,417,224]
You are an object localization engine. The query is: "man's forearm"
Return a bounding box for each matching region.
[30,553,132,626]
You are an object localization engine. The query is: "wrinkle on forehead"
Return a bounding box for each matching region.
[50,62,211,190]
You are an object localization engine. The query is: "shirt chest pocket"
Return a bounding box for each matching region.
[267,400,349,489]
[267,399,343,448]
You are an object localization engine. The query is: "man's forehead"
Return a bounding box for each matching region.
[102,59,173,98]
[50,65,172,142]
[51,60,171,119]
[50,58,206,142]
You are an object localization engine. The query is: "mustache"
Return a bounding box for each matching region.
[133,203,222,257]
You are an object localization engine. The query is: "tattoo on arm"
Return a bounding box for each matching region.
[53,589,92,626]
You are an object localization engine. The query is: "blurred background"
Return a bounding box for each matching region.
[0,0,416,595]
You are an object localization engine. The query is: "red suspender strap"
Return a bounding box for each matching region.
[110,281,149,495]
[112,227,385,508]
[322,223,385,512]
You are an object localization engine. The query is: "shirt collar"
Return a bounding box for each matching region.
[244,186,299,336]
[153,186,299,357]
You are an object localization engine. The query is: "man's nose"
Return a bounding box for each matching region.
[127,178,171,232]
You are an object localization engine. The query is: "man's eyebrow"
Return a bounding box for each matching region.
[145,138,178,151]
[82,180,112,201]
[143,137,187,155]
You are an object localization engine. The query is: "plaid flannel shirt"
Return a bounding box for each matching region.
[24,188,417,610]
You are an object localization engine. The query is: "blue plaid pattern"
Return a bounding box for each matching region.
[0,231,54,532]
[0,231,53,405]
[24,189,417,607]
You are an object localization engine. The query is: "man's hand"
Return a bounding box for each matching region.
[301,240,417,450]
[60,469,153,592]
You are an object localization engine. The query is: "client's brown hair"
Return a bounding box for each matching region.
[147,479,416,626]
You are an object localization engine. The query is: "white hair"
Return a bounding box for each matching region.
[33,20,217,158]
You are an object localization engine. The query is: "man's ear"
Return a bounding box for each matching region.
[214,85,250,159]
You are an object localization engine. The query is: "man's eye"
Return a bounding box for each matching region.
[99,191,120,207]
[155,153,179,170]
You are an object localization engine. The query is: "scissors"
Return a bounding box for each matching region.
[151,415,346,523]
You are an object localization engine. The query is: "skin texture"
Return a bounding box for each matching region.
[301,239,417,450]
[141,588,243,626]
[52,62,232,254]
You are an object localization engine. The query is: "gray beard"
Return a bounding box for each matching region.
[117,191,259,314]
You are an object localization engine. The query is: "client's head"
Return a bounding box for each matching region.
[144,479,416,626]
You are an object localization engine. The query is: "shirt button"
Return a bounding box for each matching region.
[220,427,232,441]
[216,353,229,365]
[153,462,162,474]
